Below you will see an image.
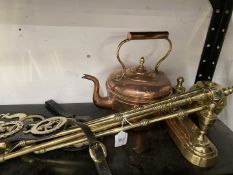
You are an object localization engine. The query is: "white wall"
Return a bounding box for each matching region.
[0,0,232,130]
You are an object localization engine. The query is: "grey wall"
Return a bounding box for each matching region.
[0,0,232,130]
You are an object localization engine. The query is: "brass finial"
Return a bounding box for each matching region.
[139,57,145,67]
[177,77,184,86]
[223,86,233,96]
[175,77,185,93]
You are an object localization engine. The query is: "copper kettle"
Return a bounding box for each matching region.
[83,31,173,112]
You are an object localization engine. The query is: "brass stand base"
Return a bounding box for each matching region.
[166,117,217,167]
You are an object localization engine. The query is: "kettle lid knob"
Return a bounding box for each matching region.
[139,57,145,67]
[175,77,185,93]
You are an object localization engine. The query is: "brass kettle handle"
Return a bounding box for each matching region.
[116,31,172,76]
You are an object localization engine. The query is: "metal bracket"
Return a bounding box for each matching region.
[195,0,233,82]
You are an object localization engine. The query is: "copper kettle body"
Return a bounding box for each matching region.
[83,31,173,112]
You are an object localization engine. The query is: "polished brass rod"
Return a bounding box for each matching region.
[22,89,209,147]
[0,105,206,162]
[37,105,207,153]
[84,89,203,125]
[51,89,208,139]
[87,89,204,124]
[0,86,214,162]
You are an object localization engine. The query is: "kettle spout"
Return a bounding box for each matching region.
[82,74,113,109]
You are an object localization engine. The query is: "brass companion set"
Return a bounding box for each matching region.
[0,32,232,174]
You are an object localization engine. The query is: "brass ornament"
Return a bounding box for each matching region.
[25,117,67,135]
[0,113,27,121]
[0,121,24,139]
[0,113,45,122]
[21,115,45,122]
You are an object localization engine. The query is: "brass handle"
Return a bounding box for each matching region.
[116,31,172,77]
[127,31,169,40]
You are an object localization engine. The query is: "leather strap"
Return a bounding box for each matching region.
[45,100,112,175]
[45,100,73,118]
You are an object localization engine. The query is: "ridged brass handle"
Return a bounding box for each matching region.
[116,31,172,77]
